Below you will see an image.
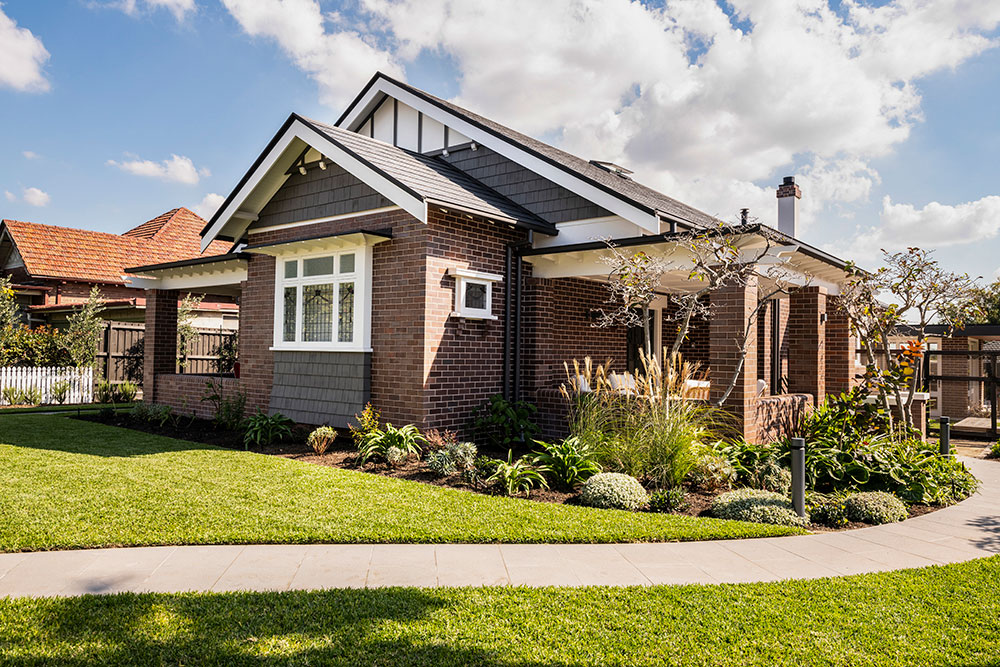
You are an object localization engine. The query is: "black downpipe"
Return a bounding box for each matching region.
[502,244,513,400]
[513,253,524,402]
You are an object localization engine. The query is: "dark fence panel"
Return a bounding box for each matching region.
[95,322,236,383]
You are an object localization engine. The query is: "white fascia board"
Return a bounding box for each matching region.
[447,267,503,282]
[201,118,426,252]
[339,80,660,234]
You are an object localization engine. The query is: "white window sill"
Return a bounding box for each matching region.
[270,345,373,353]
[450,311,499,321]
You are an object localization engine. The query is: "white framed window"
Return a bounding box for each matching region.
[273,245,372,351]
[448,268,501,320]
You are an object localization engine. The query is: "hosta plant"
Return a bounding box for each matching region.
[532,436,601,491]
[357,423,425,465]
[243,410,293,449]
[486,450,548,497]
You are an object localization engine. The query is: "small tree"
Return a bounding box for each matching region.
[596,246,669,358]
[177,293,204,370]
[0,276,19,336]
[63,287,105,370]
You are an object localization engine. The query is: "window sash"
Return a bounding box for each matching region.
[276,250,362,347]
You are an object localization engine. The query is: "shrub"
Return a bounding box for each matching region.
[845,491,908,525]
[648,487,688,513]
[808,493,850,528]
[579,472,648,511]
[1,387,21,405]
[307,426,337,455]
[385,446,408,466]
[532,436,601,491]
[19,386,42,405]
[0,324,73,367]
[448,441,477,471]
[201,380,246,432]
[50,380,72,405]
[486,450,548,497]
[243,410,293,449]
[711,489,809,528]
[687,442,736,492]
[986,441,1000,460]
[463,455,500,488]
[146,403,175,428]
[117,381,138,403]
[357,423,425,465]
[712,438,781,488]
[423,428,458,452]
[131,401,152,423]
[350,403,381,446]
[212,332,239,374]
[471,394,539,450]
[427,449,457,477]
[95,380,116,404]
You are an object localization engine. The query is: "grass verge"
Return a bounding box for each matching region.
[0,402,135,415]
[0,415,797,551]
[0,556,998,665]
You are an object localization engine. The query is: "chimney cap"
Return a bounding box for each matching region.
[782,176,795,186]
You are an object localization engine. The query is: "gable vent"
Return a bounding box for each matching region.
[590,160,633,179]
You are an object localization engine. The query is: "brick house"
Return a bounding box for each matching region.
[129,73,859,442]
[1,208,238,329]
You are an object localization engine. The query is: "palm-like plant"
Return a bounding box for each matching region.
[487,450,548,497]
[358,423,425,465]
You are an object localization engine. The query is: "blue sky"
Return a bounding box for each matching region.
[1,0,998,280]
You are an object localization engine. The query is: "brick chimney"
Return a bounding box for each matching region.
[776,175,801,238]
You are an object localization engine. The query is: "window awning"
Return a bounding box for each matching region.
[240,229,392,257]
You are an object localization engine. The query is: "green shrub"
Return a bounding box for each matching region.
[986,441,1000,460]
[686,442,736,492]
[845,491,908,525]
[357,423,425,465]
[532,436,601,491]
[579,472,648,511]
[427,449,457,477]
[800,386,897,446]
[0,325,73,367]
[463,455,500,488]
[447,441,477,471]
[648,487,688,513]
[307,426,337,455]
[212,332,239,374]
[350,403,381,446]
[95,380,116,404]
[146,403,175,428]
[201,380,246,431]
[243,410,293,449]
[385,446,408,466]
[131,401,152,423]
[1,386,21,405]
[711,489,809,528]
[116,381,138,403]
[487,450,548,497]
[50,380,72,405]
[471,394,539,450]
[19,386,42,405]
[712,439,781,488]
[808,493,850,528]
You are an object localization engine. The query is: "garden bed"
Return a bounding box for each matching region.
[79,410,944,529]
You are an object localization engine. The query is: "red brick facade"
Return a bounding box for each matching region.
[788,286,827,400]
[143,289,178,402]
[710,277,760,442]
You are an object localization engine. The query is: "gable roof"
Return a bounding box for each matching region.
[1,208,230,285]
[337,73,719,229]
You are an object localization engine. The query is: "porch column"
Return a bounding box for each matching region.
[143,289,178,403]
[710,275,759,442]
[940,336,970,420]
[788,286,827,401]
[824,297,855,396]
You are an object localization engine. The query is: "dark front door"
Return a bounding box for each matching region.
[626,309,656,374]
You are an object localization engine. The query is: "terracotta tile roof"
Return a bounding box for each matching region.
[27,297,239,313]
[1,208,231,285]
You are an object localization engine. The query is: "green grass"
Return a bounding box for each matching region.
[0,415,797,551]
[1,557,999,665]
[0,402,135,415]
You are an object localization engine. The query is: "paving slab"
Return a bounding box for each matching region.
[289,545,373,591]
[212,545,306,593]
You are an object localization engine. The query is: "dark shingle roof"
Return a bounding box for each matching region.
[300,117,556,235]
[352,73,720,228]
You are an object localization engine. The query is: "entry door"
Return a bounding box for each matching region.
[626,309,657,374]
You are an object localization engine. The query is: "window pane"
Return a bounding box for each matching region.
[303,256,335,277]
[302,283,334,342]
[338,282,355,343]
[339,253,355,274]
[465,281,487,311]
[283,287,297,342]
[283,260,298,279]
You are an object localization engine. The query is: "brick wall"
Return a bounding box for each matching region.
[710,277,759,442]
[940,336,972,420]
[155,375,241,419]
[143,289,178,402]
[753,393,812,443]
[788,286,827,401]
[825,297,856,396]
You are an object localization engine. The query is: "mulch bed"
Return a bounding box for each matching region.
[79,411,944,528]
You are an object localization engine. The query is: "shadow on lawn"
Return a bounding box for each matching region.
[2,589,572,666]
[0,414,220,457]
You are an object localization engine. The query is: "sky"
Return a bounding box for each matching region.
[1,0,999,280]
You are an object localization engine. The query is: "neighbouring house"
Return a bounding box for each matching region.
[129,72,864,442]
[1,208,239,330]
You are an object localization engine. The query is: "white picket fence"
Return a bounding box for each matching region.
[0,366,94,405]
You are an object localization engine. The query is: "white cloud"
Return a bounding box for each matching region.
[22,150,39,160]
[4,190,15,202]
[224,0,1000,251]
[107,0,196,21]
[107,153,209,184]
[22,187,50,207]
[832,194,1000,263]
[0,6,50,92]
[191,192,224,220]
[221,0,404,109]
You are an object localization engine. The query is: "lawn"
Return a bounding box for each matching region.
[0,415,797,551]
[1,556,998,665]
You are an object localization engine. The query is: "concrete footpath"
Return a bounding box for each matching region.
[1,458,997,597]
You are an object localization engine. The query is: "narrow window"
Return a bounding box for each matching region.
[302,283,334,342]
[338,282,355,343]
[282,287,297,342]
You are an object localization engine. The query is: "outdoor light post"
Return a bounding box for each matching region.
[939,416,951,456]
[790,437,806,518]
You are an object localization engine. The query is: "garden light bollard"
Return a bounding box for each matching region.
[939,416,951,456]
[790,437,806,518]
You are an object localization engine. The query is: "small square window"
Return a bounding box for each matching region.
[465,281,487,311]
[303,256,335,277]
[284,260,298,279]
[339,253,355,274]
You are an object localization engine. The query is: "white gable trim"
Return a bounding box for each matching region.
[201,117,426,251]
[337,78,660,234]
